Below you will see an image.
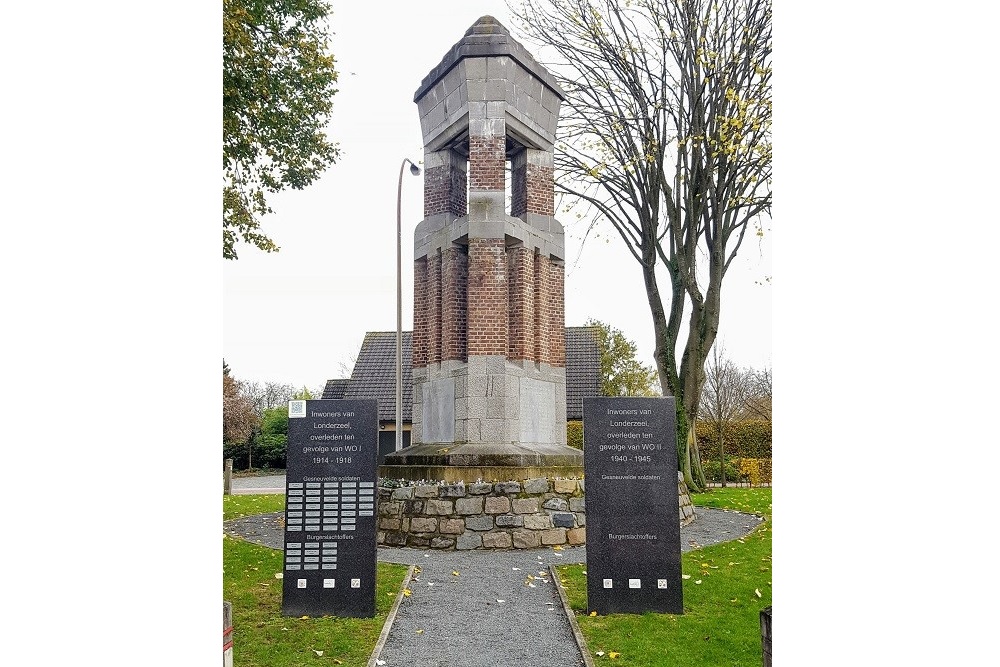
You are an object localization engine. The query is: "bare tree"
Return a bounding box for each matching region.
[510,0,771,491]
[242,380,296,415]
[698,344,747,486]
[741,365,771,422]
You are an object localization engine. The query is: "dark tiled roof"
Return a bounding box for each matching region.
[321,378,350,400]
[565,326,601,420]
[327,327,600,423]
[343,332,413,423]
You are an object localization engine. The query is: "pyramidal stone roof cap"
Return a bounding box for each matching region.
[414,15,566,103]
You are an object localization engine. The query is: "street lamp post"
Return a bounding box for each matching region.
[397,158,420,452]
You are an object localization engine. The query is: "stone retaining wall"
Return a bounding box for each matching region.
[378,473,695,550]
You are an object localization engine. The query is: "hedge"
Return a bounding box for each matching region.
[695,419,771,459]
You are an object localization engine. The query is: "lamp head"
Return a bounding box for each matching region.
[409,163,421,176]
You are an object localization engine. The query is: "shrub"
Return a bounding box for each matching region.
[566,420,583,449]
[700,458,742,483]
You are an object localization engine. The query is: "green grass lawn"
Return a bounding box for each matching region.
[223,495,410,666]
[556,487,772,666]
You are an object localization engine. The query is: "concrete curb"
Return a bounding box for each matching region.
[549,563,595,667]
[367,564,416,667]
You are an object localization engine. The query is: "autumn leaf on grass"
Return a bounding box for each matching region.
[300,615,310,619]
[609,652,621,659]
[755,588,762,598]
[695,580,702,584]
[274,572,283,579]
[589,611,598,617]
[595,651,605,657]
[313,650,324,657]
[682,574,691,580]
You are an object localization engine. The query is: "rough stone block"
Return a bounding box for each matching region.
[495,514,524,528]
[574,512,586,527]
[485,496,511,514]
[579,479,585,494]
[569,497,585,512]
[404,500,425,515]
[456,497,485,515]
[391,487,414,500]
[469,482,493,495]
[551,512,575,528]
[425,499,455,515]
[410,517,438,533]
[524,514,552,530]
[496,481,522,494]
[540,528,567,545]
[567,527,586,545]
[430,537,455,549]
[553,479,578,494]
[512,498,538,514]
[380,501,402,516]
[482,531,513,549]
[456,533,483,550]
[384,531,407,547]
[465,515,495,531]
[414,485,440,498]
[439,518,465,534]
[377,531,385,544]
[523,478,550,494]
[407,535,431,548]
[441,483,467,498]
[379,517,401,531]
[512,530,541,549]
[542,497,569,512]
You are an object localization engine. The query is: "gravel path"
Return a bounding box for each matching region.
[224,507,764,666]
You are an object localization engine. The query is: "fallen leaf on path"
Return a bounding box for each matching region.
[589,611,598,617]
[415,629,424,634]
[452,570,460,577]
[403,589,412,597]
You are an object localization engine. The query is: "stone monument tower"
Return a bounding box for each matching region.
[381,16,583,482]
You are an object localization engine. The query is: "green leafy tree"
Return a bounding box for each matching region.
[511,0,771,491]
[252,406,290,468]
[587,318,659,397]
[223,0,340,259]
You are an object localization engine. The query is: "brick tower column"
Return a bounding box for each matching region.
[383,15,580,479]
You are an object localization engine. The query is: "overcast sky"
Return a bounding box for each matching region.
[222,0,771,392]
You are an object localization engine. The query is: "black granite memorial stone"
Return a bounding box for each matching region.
[281,399,378,618]
[583,397,683,615]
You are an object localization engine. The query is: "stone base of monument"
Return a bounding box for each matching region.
[380,441,584,484]
[373,472,695,550]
